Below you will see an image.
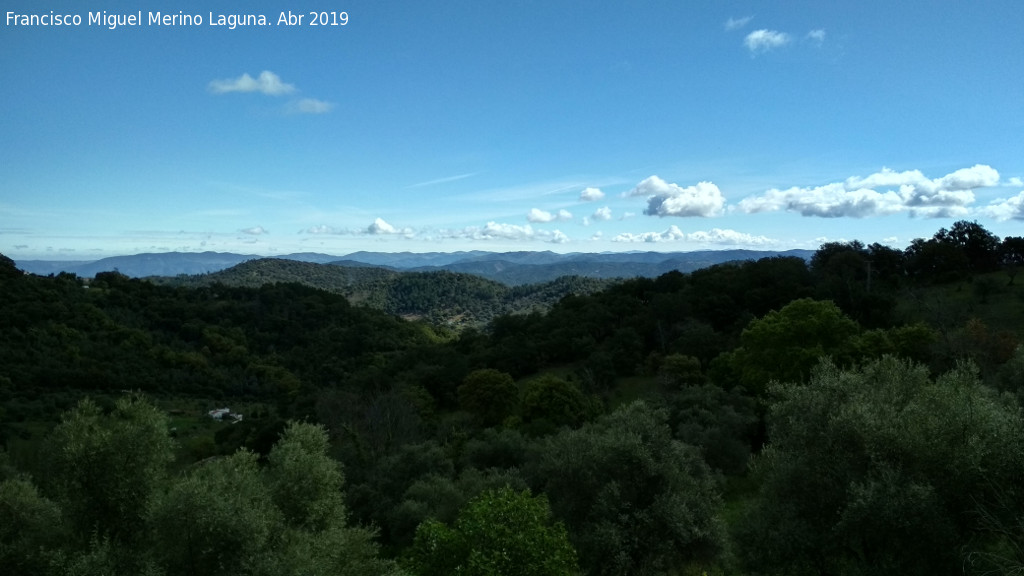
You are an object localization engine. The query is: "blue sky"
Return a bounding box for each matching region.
[2,0,1022,260]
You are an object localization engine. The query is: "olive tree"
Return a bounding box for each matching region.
[405,487,579,576]
[528,401,724,575]
[734,356,1024,575]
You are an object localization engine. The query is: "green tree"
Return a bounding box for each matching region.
[528,401,724,575]
[148,450,278,576]
[934,220,1001,273]
[670,384,759,476]
[712,298,860,394]
[521,375,589,434]
[658,353,704,387]
[263,421,404,576]
[265,421,346,530]
[1000,236,1024,285]
[0,478,65,575]
[458,369,519,427]
[405,487,579,576]
[734,356,1024,575]
[43,395,174,545]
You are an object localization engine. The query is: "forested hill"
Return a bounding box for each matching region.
[15,248,817,283]
[153,258,619,328]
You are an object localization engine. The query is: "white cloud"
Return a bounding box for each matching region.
[527,208,557,223]
[579,187,606,202]
[209,71,296,95]
[613,225,686,243]
[738,183,905,218]
[291,98,333,114]
[433,221,576,244]
[368,218,397,234]
[612,226,775,246]
[1007,177,1024,187]
[738,164,1000,218]
[367,218,414,236]
[980,191,1024,221]
[628,176,726,217]
[479,221,535,240]
[725,16,753,31]
[935,164,1000,191]
[241,226,269,235]
[582,217,591,227]
[807,29,826,43]
[685,228,774,245]
[304,225,344,235]
[592,206,613,221]
[744,29,791,53]
[527,208,573,223]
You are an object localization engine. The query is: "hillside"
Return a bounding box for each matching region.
[154,258,618,328]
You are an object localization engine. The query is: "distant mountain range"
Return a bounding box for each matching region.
[15,249,815,285]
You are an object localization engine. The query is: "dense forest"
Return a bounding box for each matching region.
[151,258,619,328]
[2,220,1024,575]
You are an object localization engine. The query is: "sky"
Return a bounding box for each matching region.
[2,0,1023,260]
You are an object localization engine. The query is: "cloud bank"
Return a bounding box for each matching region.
[737,164,1001,218]
[613,226,773,245]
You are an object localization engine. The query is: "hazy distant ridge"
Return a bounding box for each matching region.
[15,248,815,283]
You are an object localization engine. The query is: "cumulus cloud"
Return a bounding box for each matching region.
[527,208,557,223]
[368,218,398,234]
[685,228,774,245]
[241,226,269,235]
[613,225,686,243]
[527,208,573,223]
[209,71,296,95]
[725,16,753,31]
[738,164,1000,218]
[592,206,613,221]
[367,218,414,236]
[980,191,1024,221]
[550,230,570,244]
[1007,177,1024,187]
[627,176,726,218]
[807,29,826,43]
[745,29,791,53]
[737,183,905,218]
[579,187,606,202]
[290,98,333,114]
[477,222,535,240]
[434,222,572,244]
